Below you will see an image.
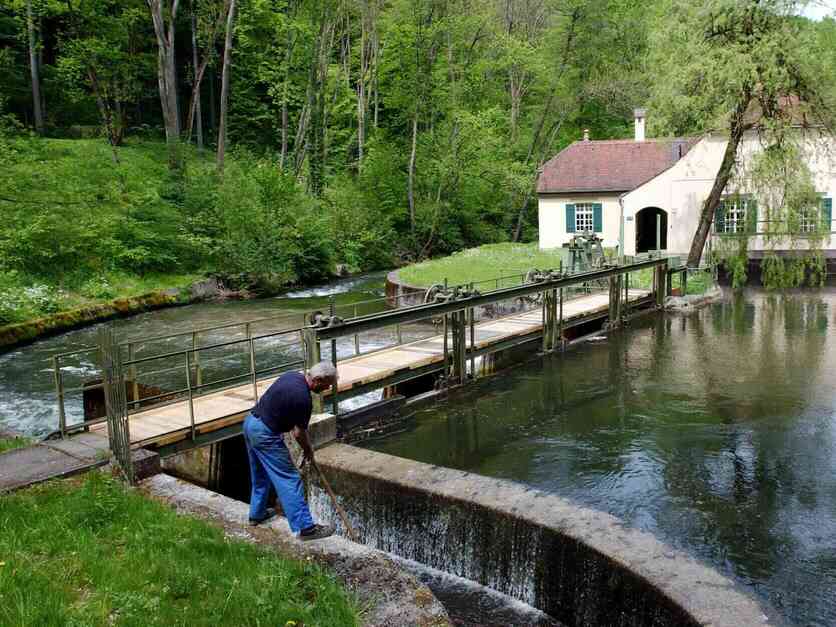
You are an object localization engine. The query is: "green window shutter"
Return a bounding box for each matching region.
[823,197,833,232]
[593,203,603,233]
[714,200,726,233]
[746,198,758,234]
[566,204,576,233]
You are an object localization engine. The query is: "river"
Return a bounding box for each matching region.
[364,288,836,626]
[4,277,835,625]
[0,273,389,437]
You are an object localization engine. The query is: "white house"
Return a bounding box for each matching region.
[537,109,836,259]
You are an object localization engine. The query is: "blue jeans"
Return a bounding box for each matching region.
[243,413,314,533]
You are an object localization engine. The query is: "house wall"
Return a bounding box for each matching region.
[621,131,836,257]
[538,193,623,251]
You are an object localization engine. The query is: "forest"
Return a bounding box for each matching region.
[0,0,834,323]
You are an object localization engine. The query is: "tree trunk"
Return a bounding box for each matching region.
[209,69,217,131]
[27,0,44,135]
[87,68,120,166]
[687,97,752,267]
[190,8,204,151]
[148,0,181,169]
[216,0,236,174]
[408,112,418,238]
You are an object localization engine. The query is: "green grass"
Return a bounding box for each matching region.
[398,243,714,296]
[0,473,359,626]
[398,243,569,288]
[0,436,30,454]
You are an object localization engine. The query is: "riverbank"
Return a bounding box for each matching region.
[0,274,217,351]
[393,242,712,295]
[0,472,360,626]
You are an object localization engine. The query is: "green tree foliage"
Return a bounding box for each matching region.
[0,0,833,309]
[648,0,836,267]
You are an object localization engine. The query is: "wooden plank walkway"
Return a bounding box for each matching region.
[90,290,650,448]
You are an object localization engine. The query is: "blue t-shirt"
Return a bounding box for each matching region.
[253,371,312,433]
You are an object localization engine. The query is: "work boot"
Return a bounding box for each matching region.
[248,507,277,526]
[299,523,335,541]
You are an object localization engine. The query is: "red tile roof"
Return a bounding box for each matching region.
[537,138,698,194]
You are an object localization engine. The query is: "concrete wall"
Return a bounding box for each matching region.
[538,193,623,251]
[313,444,777,627]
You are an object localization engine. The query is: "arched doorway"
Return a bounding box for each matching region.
[635,207,668,253]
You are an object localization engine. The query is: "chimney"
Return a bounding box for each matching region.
[583,129,590,142]
[634,108,646,142]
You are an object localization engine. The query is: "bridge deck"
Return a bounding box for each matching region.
[90,290,650,448]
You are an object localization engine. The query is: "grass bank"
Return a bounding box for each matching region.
[397,243,712,295]
[0,436,30,454]
[0,473,359,626]
[397,243,569,287]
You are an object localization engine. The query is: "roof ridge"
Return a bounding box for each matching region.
[571,137,697,145]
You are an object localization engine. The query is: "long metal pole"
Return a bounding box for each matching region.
[249,336,258,401]
[128,342,139,410]
[469,283,475,378]
[192,332,202,387]
[558,287,564,350]
[330,297,338,416]
[52,356,67,438]
[185,351,196,441]
[354,304,360,355]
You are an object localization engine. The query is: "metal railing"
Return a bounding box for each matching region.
[49,257,679,439]
[52,325,305,439]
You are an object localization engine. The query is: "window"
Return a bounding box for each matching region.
[575,203,594,233]
[798,205,819,234]
[796,197,832,234]
[721,197,750,234]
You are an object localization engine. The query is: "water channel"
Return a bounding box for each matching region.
[0,273,389,437]
[3,275,835,625]
[364,288,836,627]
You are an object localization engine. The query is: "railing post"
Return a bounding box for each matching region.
[469,283,476,379]
[353,304,360,355]
[192,331,202,387]
[52,356,67,438]
[184,351,196,441]
[329,296,339,416]
[249,336,258,402]
[127,342,139,410]
[558,287,564,350]
[303,327,323,413]
[396,323,403,345]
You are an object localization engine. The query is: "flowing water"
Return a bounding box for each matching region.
[0,273,390,438]
[364,289,836,627]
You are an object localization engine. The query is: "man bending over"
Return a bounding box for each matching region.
[243,361,337,540]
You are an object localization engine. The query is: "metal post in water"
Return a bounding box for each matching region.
[185,351,196,441]
[558,287,564,350]
[52,356,67,438]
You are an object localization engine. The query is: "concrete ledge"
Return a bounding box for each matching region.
[307,412,336,448]
[313,444,777,627]
[141,473,451,627]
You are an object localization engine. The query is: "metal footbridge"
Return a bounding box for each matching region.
[48,255,686,461]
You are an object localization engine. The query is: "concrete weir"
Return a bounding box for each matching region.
[311,444,776,627]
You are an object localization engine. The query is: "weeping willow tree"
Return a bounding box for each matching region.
[648,0,836,269]
[712,134,833,288]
